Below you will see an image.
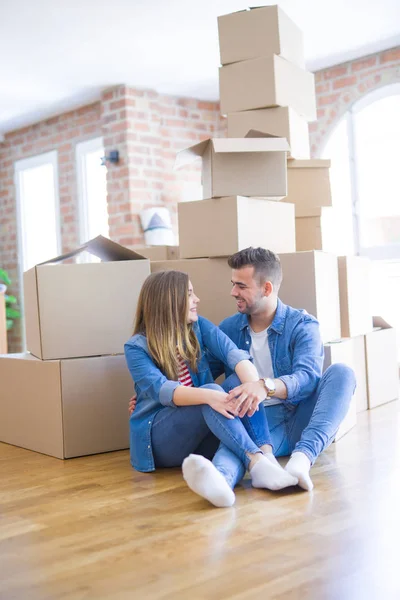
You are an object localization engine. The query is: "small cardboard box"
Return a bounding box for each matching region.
[219,55,316,121]
[324,335,368,415]
[132,246,180,261]
[178,197,296,259]
[283,160,332,216]
[24,236,150,360]
[175,131,290,200]
[295,207,332,252]
[151,258,235,325]
[218,5,305,68]
[365,317,398,409]
[227,107,310,160]
[338,256,373,338]
[0,292,7,354]
[0,353,133,459]
[278,251,341,343]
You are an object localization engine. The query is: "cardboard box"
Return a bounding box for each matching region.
[178,197,296,259]
[283,160,332,216]
[175,131,290,199]
[295,208,332,252]
[132,246,180,261]
[278,251,341,343]
[219,55,316,121]
[365,317,399,409]
[0,353,133,459]
[227,107,310,160]
[0,292,7,354]
[324,336,368,414]
[338,256,373,338]
[218,5,305,68]
[151,258,235,325]
[24,236,150,360]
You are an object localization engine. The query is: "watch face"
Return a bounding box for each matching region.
[264,378,275,396]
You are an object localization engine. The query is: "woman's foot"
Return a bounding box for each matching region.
[182,454,235,508]
[250,455,298,491]
[285,452,314,491]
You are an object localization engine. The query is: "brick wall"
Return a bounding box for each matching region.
[0,89,222,352]
[310,46,400,157]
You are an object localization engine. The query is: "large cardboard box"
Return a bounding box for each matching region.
[178,197,295,259]
[324,336,368,415]
[365,317,398,409]
[295,208,332,252]
[278,251,341,343]
[219,55,316,121]
[283,160,332,216]
[0,353,133,459]
[132,246,180,261]
[175,132,290,199]
[218,5,305,68]
[24,236,150,360]
[151,258,235,325]
[338,256,373,338]
[0,292,7,354]
[227,107,310,160]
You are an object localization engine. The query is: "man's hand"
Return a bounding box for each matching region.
[207,391,239,420]
[129,395,137,416]
[227,381,267,418]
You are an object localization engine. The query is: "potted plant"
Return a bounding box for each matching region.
[0,268,21,331]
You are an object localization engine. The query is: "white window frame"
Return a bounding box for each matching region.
[320,83,400,260]
[14,150,61,349]
[76,136,107,244]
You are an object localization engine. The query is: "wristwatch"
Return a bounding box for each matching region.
[261,377,276,398]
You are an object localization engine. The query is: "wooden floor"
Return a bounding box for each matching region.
[1,403,400,600]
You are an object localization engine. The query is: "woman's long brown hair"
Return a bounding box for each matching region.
[133,270,200,380]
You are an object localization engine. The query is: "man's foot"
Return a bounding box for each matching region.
[182,454,235,508]
[285,452,314,491]
[250,455,298,491]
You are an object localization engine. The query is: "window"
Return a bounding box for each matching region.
[76,137,109,244]
[15,150,61,272]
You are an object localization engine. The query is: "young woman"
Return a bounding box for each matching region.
[124,271,297,507]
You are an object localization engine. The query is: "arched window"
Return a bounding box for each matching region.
[321,84,400,359]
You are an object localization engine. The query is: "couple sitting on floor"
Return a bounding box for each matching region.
[125,247,356,508]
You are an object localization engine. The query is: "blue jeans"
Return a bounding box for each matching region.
[217,363,357,488]
[151,383,272,477]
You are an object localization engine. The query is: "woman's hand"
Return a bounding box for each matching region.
[128,395,137,416]
[227,381,267,418]
[207,391,238,420]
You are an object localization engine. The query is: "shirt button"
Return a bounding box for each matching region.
[148,445,151,449]
[148,421,151,424]
[246,341,249,344]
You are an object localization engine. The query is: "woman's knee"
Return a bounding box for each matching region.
[200,383,225,392]
[221,373,241,393]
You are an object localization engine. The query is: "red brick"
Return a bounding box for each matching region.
[323,65,348,80]
[333,76,357,89]
[351,56,377,72]
[316,83,330,94]
[380,48,400,63]
[318,93,341,106]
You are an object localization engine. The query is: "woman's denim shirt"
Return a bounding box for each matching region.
[124,316,250,472]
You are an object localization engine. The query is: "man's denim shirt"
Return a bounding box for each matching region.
[124,316,251,473]
[209,299,324,407]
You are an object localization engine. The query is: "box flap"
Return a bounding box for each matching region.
[288,159,331,169]
[38,236,146,264]
[372,316,393,330]
[174,139,211,170]
[212,136,290,154]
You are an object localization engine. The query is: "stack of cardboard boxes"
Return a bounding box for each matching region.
[0,236,150,459]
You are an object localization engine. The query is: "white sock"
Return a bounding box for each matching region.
[285,452,313,491]
[182,454,235,508]
[263,452,281,468]
[250,455,298,491]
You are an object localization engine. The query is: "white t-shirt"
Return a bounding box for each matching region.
[249,326,282,407]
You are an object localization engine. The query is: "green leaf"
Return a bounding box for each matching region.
[0,269,11,286]
[6,319,13,331]
[6,307,20,319]
[5,294,17,304]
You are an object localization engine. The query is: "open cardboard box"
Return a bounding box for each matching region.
[218,5,305,68]
[175,130,290,199]
[24,236,150,360]
[283,159,332,216]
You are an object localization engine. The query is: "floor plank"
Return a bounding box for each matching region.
[1,402,400,599]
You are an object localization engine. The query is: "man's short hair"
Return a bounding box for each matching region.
[228,247,283,289]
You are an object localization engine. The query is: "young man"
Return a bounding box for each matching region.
[208,247,356,491]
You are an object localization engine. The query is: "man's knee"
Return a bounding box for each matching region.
[324,363,356,390]
[221,373,241,393]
